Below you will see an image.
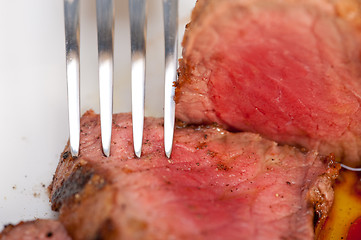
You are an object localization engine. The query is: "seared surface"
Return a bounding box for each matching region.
[49,111,339,240]
[175,0,361,166]
[0,219,71,240]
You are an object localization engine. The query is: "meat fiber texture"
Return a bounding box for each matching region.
[49,111,339,240]
[0,219,71,240]
[175,0,361,166]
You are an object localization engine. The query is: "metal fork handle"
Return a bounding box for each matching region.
[129,0,147,158]
[64,0,80,157]
[163,0,178,158]
[96,0,114,157]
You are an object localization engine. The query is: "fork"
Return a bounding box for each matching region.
[64,0,178,158]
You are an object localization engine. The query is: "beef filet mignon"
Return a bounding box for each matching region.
[0,219,71,240]
[175,0,361,166]
[49,111,339,240]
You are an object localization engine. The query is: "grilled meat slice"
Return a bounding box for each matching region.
[175,0,361,166]
[49,111,339,240]
[0,219,71,240]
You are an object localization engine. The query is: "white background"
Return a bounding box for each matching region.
[0,0,196,229]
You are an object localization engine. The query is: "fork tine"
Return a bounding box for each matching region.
[64,0,80,157]
[96,0,114,157]
[163,0,178,158]
[129,0,147,158]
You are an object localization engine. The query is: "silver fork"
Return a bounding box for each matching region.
[129,0,178,158]
[64,0,178,158]
[64,0,80,157]
[96,0,114,157]
[162,0,178,158]
[129,0,147,158]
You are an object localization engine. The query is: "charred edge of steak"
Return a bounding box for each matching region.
[311,154,341,237]
[174,59,192,102]
[175,120,224,131]
[51,165,94,211]
[0,223,16,236]
[49,150,114,239]
[59,184,118,240]
[50,158,107,211]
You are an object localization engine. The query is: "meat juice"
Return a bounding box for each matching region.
[318,170,361,239]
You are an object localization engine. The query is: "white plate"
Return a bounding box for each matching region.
[0,0,196,229]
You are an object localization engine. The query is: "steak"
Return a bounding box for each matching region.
[49,111,339,240]
[175,0,361,166]
[0,219,71,240]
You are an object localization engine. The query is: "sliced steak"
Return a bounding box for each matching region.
[175,0,361,166]
[0,219,71,240]
[49,111,339,240]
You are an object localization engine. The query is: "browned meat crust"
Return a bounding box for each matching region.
[0,219,71,240]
